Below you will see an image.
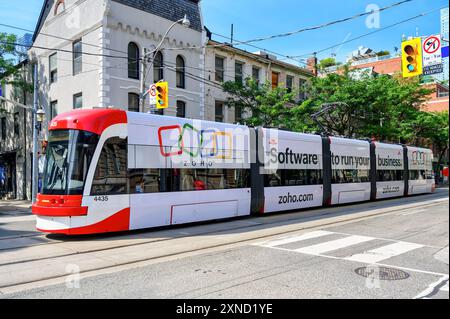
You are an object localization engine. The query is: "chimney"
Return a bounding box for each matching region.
[306,56,318,76]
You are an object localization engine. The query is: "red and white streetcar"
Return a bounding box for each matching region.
[32,109,435,235]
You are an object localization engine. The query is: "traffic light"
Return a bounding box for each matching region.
[402,38,423,78]
[155,82,169,109]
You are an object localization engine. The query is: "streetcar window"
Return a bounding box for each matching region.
[91,137,128,195]
[409,170,433,180]
[42,130,99,195]
[377,170,404,182]
[129,168,251,194]
[264,170,323,187]
[332,169,370,184]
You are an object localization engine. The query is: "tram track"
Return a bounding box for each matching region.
[0,192,446,261]
[0,191,447,291]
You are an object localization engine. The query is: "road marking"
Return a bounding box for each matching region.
[294,235,374,255]
[345,242,424,264]
[400,209,427,216]
[414,276,449,299]
[0,215,35,223]
[255,230,333,248]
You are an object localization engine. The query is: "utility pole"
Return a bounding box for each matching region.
[31,63,39,204]
[139,47,148,113]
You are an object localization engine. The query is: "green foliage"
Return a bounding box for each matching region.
[376,50,390,57]
[0,33,18,76]
[402,111,449,167]
[318,58,337,70]
[222,78,298,128]
[222,71,441,151]
[1,32,33,115]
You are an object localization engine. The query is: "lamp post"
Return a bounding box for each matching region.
[139,14,190,113]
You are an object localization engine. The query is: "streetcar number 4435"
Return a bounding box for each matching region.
[93,196,109,202]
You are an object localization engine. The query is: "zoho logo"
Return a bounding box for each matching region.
[158,124,234,160]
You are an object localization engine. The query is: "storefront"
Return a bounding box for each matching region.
[0,151,17,199]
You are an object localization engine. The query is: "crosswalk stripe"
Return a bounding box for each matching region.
[257,230,333,248]
[294,235,374,255]
[344,241,424,264]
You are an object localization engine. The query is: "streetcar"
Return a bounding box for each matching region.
[32,109,435,235]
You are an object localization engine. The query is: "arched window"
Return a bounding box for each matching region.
[176,55,186,89]
[128,42,140,80]
[153,52,164,82]
[128,93,140,112]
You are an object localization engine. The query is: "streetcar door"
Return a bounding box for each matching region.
[83,133,130,229]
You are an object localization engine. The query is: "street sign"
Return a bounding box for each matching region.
[423,64,444,76]
[421,35,442,76]
[442,46,449,58]
[148,84,157,106]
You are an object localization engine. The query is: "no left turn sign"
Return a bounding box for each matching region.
[423,36,441,54]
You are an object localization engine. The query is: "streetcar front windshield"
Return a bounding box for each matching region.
[42,130,99,195]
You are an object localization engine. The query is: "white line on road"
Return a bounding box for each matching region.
[400,209,427,216]
[268,245,449,278]
[0,215,35,223]
[294,235,374,255]
[414,276,449,299]
[344,242,424,264]
[254,230,333,248]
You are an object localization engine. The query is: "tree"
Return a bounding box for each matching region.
[318,58,338,71]
[222,78,298,128]
[0,33,32,115]
[0,33,17,76]
[403,111,449,174]
[222,70,437,148]
[376,50,390,57]
[301,71,433,140]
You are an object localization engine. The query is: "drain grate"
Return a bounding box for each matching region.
[355,266,410,281]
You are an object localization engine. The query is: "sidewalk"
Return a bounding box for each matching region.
[0,200,32,213]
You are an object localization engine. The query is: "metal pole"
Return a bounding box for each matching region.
[31,63,38,204]
[139,47,147,113]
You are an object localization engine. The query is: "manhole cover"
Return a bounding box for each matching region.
[355,266,410,281]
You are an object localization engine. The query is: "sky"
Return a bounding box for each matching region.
[0,0,448,66]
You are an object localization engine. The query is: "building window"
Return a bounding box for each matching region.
[177,101,186,118]
[176,55,186,89]
[49,53,57,84]
[153,52,164,82]
[272,72,279,89]
[299,78,307,100]
[50,101,58,119]
[128,42,140,80]
[252,66,260,84]
[14,112,19,136]
[235,106,242,124]
[0,117,5,140]
[235,61,244,85]
[128,93,140,112]
[215,56,225,82]
[73,40,82,75]
[286,75,294,93]
[73,93,82,109]
[215,101,224,122]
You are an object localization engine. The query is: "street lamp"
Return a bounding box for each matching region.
[140,14,191,113]
[36,108,45,124]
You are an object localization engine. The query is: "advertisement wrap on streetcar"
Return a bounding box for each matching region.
[32,109,436,235]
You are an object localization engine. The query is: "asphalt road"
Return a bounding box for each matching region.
[0,189,448,299]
